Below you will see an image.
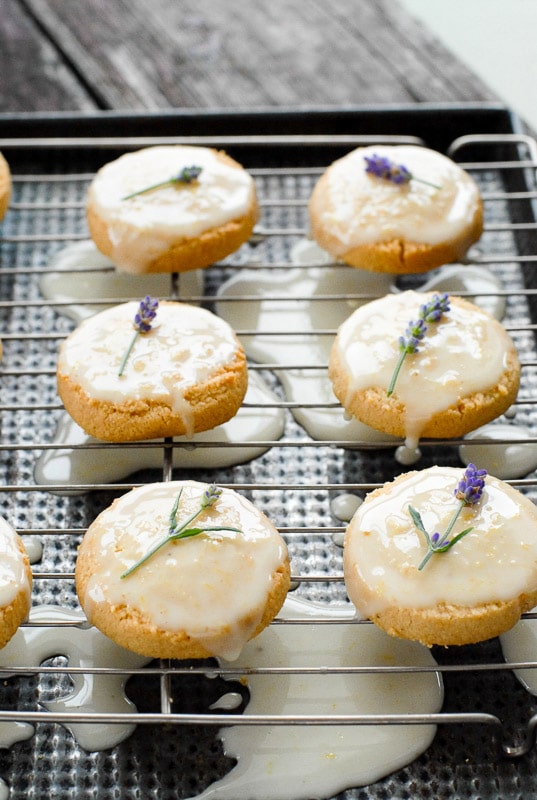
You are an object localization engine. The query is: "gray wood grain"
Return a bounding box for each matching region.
[1,0,497,112]
[0,0,98,110]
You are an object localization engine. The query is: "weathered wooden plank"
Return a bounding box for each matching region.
[5,0,498,112]
[0,0,98,111]
[336,0,497,101]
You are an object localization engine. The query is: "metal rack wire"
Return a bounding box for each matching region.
[2,127,537,798]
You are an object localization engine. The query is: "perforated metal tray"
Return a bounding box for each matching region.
[1,104,537,799]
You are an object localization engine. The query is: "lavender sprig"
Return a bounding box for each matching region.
[120,484,241,579]
[122,165,203,200]
[386,293,450,397]
[117,296,159,377]
[364,153,442,190]
[409,464,487,571]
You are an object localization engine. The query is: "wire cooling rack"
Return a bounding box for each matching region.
[2,113,537,799]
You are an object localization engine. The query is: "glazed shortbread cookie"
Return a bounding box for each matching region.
[86,145,258,274]
[75,481,290,660]
[0,516,32,647]
[308,145,483,273]
[344,465,537,646]
[0,152,11,221]
[328,291,520,447]
[57,299,248,442]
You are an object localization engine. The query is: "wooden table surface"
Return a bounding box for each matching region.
[2,0,497,113]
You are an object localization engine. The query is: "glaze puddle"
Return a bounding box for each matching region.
[42,239,511,475]
[217,240,506,447]
[330,493,363,546]
[217,241,397,443]
[418,263,506,321]
[40,240,202,322]
[35,372,286,491]
[0,598,443,800]
[501,612,537,696]
[0,720,33,800]
[22,538,43,565]
[330,492,363,524]
[190,595,443,800]
[0,605,151,752]
[460,422,537,479]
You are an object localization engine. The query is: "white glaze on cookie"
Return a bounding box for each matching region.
[88,146,256,272]
[57,301,244,438]
[311,144,481,253]
[79,481,288,660]
[331,290,516,445]
[344,466,537,618]
[0,518,31,609]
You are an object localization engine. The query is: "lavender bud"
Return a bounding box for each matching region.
[364,154,412,185]
[201,483,222,509]
[455,463,487,505]
[175,165,203,184]
[420,293,450,324]
[134,296,159,333]
[364,152,442,190]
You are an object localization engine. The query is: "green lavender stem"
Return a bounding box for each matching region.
[117,330,140,376]
[123,178,177,200]
[412,177,442,190]
[387,350,407,397]
[120,487,240,579]
[414,500,474,571]
[120,523,239,579]
[386,294,450,398]
[122,166,202,200]
[409,464,485,571]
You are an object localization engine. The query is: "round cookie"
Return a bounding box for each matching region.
[57,299,248,442]
[0,151,11,221]
[0,516,32,647]
[86,145,258,274]
[328,290,520,447]
[75,480,291,660]
[308,144,483,274]
[343,465,537,646]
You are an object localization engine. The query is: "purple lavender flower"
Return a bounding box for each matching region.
[387,293,450,397]
[455,463,487,505]
[364,154,411,185]
[412,465,488,570]
[134,295,159,333]
[175,165,203,184]
[118,296,159,376]
[201,483,223,509]
[399,318,427,355]
[364,153,441,190]
[420,293,450,323]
